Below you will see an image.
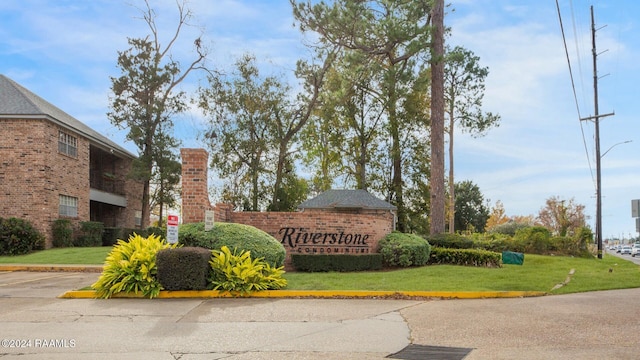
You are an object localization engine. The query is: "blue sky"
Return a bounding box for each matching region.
[2,0,639,240]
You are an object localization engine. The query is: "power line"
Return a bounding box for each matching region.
[555,0,594,186]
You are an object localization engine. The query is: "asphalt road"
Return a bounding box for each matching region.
[1,270,639,359]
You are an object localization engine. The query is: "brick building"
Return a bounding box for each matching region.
[180,148,397,266]
[0,75,143,247]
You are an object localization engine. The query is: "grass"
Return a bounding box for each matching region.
[0,247,111,265]
[1,247,639,294]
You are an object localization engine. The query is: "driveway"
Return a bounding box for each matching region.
[1,270,639,359]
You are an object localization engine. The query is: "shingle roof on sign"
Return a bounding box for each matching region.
[298,189,397,210]
[0,74,135,159]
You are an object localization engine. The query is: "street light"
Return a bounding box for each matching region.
[596,139,632,259]
[602,140,632,158]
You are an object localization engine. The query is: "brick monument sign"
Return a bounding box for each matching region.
[180,148,397,267]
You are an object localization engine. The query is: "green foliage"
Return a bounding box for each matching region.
[102,227,122,246]
[92,233,178,298]
[0,217,45,255]
[146,226,166,239]
[208,246,287,294]
[52,219,74,248]
[291,254,383,272]
[156,247,211,291]
[74,221,104,247]
[378,232,431,267]
[179,222,285,267]
[487,221,531,236]
[454,180,491,233]
[425,233,475,249]
[514,226,552,254]
[429,247,502,268]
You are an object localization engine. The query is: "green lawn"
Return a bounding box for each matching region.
[1,247,638,294]
[0,247,111,265]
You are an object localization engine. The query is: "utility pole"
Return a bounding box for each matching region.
[581,6,614,259]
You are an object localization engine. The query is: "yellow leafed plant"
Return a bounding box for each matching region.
[92,233,178,298]
[209,246,287,294]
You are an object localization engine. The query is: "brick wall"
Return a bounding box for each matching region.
[1,118,89,247]
[180,148,395,266]
[1,118,142,247]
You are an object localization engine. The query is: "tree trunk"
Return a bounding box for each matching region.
[448,105,455,234]
[430,0,446,235]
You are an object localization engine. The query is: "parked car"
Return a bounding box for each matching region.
[616,245,622,253]
[621,245,632,255]
[631,244,640,257]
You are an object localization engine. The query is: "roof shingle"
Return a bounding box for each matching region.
[298,189,396,210]
[0,74,135,159]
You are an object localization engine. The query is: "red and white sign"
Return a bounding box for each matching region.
[167,215,179,226]
[167,214,179,244]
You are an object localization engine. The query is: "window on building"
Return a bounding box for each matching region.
[135,211,142,227]
[59,195,78,217]
[58,130,78,157]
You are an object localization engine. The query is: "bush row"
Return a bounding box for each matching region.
[425,226,593,258]
[428,247,502,268]
[53,220,105,247]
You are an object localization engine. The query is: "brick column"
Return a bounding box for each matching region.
[180,148,213,224]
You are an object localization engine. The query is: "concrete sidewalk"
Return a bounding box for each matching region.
[1,267,639,359]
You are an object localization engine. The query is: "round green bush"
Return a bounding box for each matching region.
[378,232,431,267]
[0,217,45,256]
[178,222,286,267]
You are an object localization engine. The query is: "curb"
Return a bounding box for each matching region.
[0,265,548,300]
[59,289,548,300]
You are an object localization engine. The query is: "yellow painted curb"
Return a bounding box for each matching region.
[59,289,547,300]
[0,265,103,273]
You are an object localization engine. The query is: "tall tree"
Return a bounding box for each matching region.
[108,0,206,226]
[444,46,500,233]
[303,52,386,192]
[454,180,489,233]
[197,55,277,211]
[198,51,334,211]
[430,0,446,234]
[149,131,181,224]
[291,0,433,231]
[537,196,588,237]
[485,200,509,230]
[269,47,336,210]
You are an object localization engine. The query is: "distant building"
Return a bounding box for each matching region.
[0,74,143,247]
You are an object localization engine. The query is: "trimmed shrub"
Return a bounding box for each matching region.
[0,217,45,255]
[157,247,211,291]
[102,227,122,246]
[209,246,287,294]
[146,226,166,239]
[429,247,502,268]
[424,233,474,249]
[92,233,178,298]
[291,254,383,272]
[179,222,286,268]
[74,221,104,247]
[52,219,74,248]
[378,232,431,267]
